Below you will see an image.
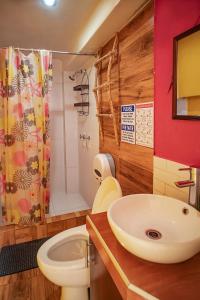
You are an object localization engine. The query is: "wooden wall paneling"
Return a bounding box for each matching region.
[120,143,153,171]
[99,1,154,195]
[47,220,65,237]
[94,34,120,145]
[119,159,153,195]
[0,226,15,247]
[31,224,48,240]
[0,209,91,247]
[15,227,33,244]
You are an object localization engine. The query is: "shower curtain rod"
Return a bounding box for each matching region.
[2,46,97,57]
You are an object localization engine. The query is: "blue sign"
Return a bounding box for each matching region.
[121,104,136,144]
[121,105,135,112]
[121,124,134,131]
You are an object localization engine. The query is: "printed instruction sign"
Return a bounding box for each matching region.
[121,104,135,144]
[136,102,153,148]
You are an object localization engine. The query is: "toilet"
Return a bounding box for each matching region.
[37,154,122,300]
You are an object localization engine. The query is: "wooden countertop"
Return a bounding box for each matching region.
[86,212,200,300]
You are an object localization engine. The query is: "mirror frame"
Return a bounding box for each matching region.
[172,23,200,120]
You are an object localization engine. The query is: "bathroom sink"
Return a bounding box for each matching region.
[107,194,200,264]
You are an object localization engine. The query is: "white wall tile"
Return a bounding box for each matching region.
[153,177,165,194]
[51,140,65,166]
[63,71,80,193]
[153,156,190,202]
[78,66,99,207]
[53,59,63,84]
[50,113,64,140]
[165,184,188,202]
[66,142,79,168]
[50,62,99,206]
[50,58,67,196]
[50,165,66,192]
[154,156,167,170]
[166,159,189,178]
[51,83,63,111]
[67,167,79,193]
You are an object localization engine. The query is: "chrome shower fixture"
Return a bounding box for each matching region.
[68,75,75,81]
[68,69,86,81]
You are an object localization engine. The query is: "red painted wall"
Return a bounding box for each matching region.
[154,0,200,166]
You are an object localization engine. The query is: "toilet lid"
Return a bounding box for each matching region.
[92,176,122,213]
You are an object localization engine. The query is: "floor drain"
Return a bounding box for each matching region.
[145,229,162,240]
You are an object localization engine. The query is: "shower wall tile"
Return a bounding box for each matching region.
[78,66,99,207]
[66,142,79,168]
[50,114,64,139]
[64,72,77,105]
[53,59,63,84]
[50,140,65,166]
[50,59,68,197]
[65,110,79,141]
[64,71,80,193]
[51,83,63,111]
[50,135,66,192]
[67,167,79,193]
[51,173,65,193]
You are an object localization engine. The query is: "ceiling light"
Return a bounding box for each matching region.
[43,0,56,7]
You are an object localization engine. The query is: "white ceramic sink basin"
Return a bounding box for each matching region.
[107,194,200,264]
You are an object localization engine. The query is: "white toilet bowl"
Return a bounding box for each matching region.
[37,225,89,300]
[37,176,122,300]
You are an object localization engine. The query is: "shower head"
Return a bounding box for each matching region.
[68,69,85,81]
[69,75,75,81]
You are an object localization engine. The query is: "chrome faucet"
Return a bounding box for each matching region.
[175,167,200,210]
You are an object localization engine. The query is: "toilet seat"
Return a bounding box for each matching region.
[37,176,122,299]
[37,225,90,287]
[38,225,88,270]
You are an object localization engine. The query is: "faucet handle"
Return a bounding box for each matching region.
[178,167,192,171]
[175,180,195,188]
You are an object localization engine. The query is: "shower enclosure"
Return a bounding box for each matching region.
[0,48,99,225]
[49,58,91,216]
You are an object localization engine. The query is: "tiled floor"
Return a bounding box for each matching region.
[49,192,90,216]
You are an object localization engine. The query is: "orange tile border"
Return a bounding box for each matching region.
[0,209,91,247]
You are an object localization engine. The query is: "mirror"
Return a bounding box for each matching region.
[173,24,200,120]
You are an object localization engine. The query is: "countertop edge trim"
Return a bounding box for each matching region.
[87,215,159,300]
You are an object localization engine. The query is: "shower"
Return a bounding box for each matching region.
[48,62,91,216]
[0,46,96,225]
[68,69,84,81]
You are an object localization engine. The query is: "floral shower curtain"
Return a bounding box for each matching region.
[0,47,52,225]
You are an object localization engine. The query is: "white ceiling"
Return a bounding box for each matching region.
[0,0,149,70]
[0,0,101,50]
